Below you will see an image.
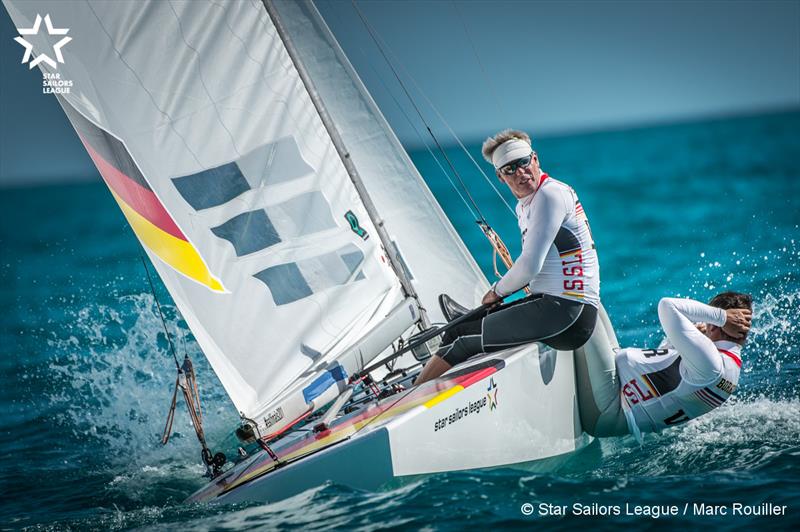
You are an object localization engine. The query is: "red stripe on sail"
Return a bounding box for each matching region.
[80,136,186,241]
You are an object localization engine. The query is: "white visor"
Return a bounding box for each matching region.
[492,139,532,170]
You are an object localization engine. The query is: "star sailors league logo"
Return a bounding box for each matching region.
[13,14,73,94]
[14,14,71,69]
[486,377,499,410]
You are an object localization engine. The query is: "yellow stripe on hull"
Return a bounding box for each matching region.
[110,189,225,292]
[423,385,465,408]
[221,383,470,494]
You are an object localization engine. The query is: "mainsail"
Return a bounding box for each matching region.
[4,0,488,434]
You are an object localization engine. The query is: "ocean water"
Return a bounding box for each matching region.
[1,111,799,530]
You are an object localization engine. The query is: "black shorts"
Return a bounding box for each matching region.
[437,293,598,366]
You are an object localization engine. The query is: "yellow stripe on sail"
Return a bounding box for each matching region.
[110,189,225,292]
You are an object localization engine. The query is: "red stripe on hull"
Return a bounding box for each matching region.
[275,365,502,464]
[80,136,186,240]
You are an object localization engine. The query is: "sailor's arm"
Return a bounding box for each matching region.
[657,297,726,383]
[493,185,569,297]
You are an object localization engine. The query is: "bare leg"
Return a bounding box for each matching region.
[414,355,452,386]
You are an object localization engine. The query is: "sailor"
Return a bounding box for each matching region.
[575,292,752,439]
[416,129,600,384]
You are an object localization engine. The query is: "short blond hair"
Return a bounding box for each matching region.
[481,129,532,164]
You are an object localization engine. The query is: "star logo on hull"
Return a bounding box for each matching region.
[486,377,499,410]
[14,14,72,69]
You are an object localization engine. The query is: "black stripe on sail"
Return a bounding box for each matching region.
[642,357,682,396]
[55,94,152,191]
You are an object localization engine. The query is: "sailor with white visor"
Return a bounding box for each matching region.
[416,129,600,384]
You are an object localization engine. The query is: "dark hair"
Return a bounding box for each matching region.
[708,291,753,310]
[709,291,753,344]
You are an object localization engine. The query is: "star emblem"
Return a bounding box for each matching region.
[486,377,499,410]
[14,14,72,69]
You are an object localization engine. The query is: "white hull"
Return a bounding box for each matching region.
[189,343,588,504]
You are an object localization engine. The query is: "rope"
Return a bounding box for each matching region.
[351,0,515,217]
[348,1,519,279]
[160,374,180,445]
[140,255,180,369]
[161,356,208,448]
[351,0,488,223]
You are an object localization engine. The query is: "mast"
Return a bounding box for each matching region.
[263,0,430,329]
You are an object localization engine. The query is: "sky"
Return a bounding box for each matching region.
[1,0,798,186]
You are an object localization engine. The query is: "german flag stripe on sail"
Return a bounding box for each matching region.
[56,96,224,292]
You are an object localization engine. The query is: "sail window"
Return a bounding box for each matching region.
[173,161,251,210]
[210,192,336,257]
[254,262,313,305]
[172,137,316,211]
[254,244,366,305]
[271,191,336,236]
[236,136,314,186]
[211,210,281,256]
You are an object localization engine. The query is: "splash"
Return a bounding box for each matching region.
[43,293,238,501]
[592,396,800,477]
[686,239,800,399]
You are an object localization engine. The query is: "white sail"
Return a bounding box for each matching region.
[3,0,413,419]
[3,0,489,435]
[273,0,490,320]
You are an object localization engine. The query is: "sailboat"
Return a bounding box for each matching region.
[3,0,617,504]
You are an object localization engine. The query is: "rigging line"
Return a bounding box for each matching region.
[348,378,417,439]
[322,1,478,222]
[354,43,481,221]
[350,0,488,224]
[140,255,180,369]
[450,0,506,119]
[378,76,481,221]
[418,91,515,217]
[382,39,516,217]
[351,0,515,217]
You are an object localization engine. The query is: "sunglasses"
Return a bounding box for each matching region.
[499,154,533,176]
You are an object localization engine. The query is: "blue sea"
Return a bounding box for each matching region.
[1,111,799,530]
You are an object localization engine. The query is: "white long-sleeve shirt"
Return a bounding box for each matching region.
[493,174,600,307]
[616,297,742,437]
